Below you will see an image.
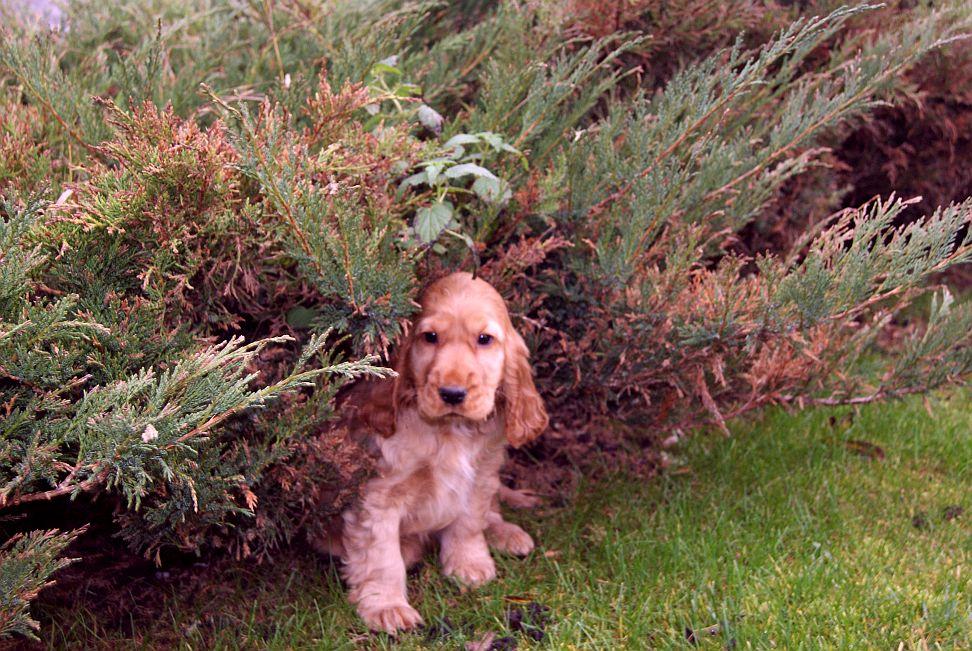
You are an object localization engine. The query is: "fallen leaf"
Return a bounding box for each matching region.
[503,594,535,604]
[685,623,721,645]
[465,632,495,651]
[845,439,885,460]
[942,505,963,521]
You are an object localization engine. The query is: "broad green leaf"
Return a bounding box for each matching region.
[444,163,496,180]
[473,176,512,205]
[426,161,445,184]
[400,171,428,189]
[417,104,444,134]
[478,131,505,150]
[443,134,481,147]
[445,144,466,158]
[396,83,422,97]
[414,202,454,243]
[442,228,481,268]
[370,62,401,77]
[443,134,480,158]
[286,306,320,329]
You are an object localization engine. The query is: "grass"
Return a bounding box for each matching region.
[39,391,970,649]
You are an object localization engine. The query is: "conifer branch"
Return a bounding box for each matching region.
[587,85,748,220]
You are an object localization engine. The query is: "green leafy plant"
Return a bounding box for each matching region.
[401,132,524,254]
[362,55,442,131]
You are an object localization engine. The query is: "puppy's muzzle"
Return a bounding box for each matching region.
[438,386,467,406]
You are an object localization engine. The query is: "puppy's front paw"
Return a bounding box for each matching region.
[443,555,497,586]
[487,521,534,557]
[359,600,423,634]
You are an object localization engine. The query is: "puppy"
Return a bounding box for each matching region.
[329,272,548,633]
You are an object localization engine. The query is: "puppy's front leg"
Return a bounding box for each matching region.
[342,507,422,633]
[439,504,497,587]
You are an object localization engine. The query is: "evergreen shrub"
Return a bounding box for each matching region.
[1,0,970,638]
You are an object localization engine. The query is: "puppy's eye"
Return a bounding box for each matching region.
[423,331,438,344]
[477,333,493,346]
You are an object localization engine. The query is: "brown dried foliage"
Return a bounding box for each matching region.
[0,102,50,196]
[53,100,278,332]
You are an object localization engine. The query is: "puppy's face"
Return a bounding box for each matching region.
[407,276,508,422]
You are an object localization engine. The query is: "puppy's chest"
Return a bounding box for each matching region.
[380,424,490,532]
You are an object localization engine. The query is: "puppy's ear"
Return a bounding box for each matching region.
[342,378,395,439]
[388,333,416,433]
[502,329,548,448]
[345,335,413,439]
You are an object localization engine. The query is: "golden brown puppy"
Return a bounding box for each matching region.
[327,272,548,633]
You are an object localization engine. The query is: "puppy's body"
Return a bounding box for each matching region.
[328,273,546,633]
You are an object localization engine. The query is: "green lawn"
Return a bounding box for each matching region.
[41,392,970,649]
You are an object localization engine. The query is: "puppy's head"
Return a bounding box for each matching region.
[393,272,547,447]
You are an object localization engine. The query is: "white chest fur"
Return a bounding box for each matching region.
[373,411,501,535]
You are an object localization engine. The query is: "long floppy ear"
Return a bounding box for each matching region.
[502,329,548,448]
[347,335,414,439]
[342,377,395,439]
[387,333,416,435]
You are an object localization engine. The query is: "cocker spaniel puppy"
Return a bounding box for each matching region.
[326,272,548,633]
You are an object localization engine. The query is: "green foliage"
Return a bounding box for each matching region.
[217,87,420,350]
[402,131,522,246]
[0,528,83,640]
[511,4,972,435]
[0,0,970,640]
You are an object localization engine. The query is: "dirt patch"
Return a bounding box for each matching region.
[505,410,664,506]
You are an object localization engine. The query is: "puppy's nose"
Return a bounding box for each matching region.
[438,386,467,406]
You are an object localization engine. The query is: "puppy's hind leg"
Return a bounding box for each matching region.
[485,508,534,557]
[400,533,429,570]
[498,484,542,509]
